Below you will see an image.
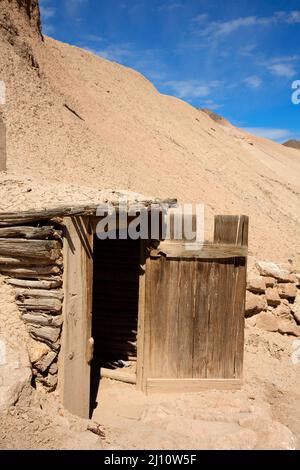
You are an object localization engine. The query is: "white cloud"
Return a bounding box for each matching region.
[40,5,55,19]
[284,10,300,23]
[157,2,185,12]
[193,11,300,39]
[96,44,133,61]
[267,63,296,78]
[244,75,262,88]
[84,34,104,43]
[42,24,55,35]
[201,99,223,110]
[196,16,271,39]
[244,127,292,141]
[163,80,221,99]
[239,44,257,56]
[191,14,209,23]
[65,0,87,15]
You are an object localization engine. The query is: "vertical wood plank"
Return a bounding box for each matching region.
[213,215,248,379]
[192,261,210,378]
[59,216,93,418]
[214,215,249,246]
[176,261,194,378]
[142,255,152,391]
[136,240,147,390]
[233,257,247,379]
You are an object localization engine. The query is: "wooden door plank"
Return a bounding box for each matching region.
[192,261,210,378]
[176,261,194,378]
[147,378,242,392]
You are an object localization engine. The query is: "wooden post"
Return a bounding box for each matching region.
[214,215,249,246]
[0,117,6,172]
[214,214,249,380]
[58,216,94,419]
[136,240,147,391]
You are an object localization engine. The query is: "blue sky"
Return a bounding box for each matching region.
[40,0,300,142]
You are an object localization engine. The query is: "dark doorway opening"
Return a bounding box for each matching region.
[90,235,141,414]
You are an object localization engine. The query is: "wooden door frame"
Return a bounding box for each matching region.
[58,216,94,419]
[136,239,148,391]
[60,216,149,416]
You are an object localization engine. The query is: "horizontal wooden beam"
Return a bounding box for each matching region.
[16,296,62,312]
[100,368,136,384]
[6,278,62,290]
[151,242,247,260]
[0,239,62,260]
[0,256,62,266]
[146,378,243,393]
[0,265,62,279]
[0,199,178,227]
[15,288,63,300]
[0,226,62,239]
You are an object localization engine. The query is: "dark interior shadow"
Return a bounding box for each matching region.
[89,361,101,418]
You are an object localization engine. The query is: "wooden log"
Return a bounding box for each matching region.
[0,256,63,266]
[17,296,62,312]
[6,278,62,289]
[0,239,62,260]
[96,338,137,346]
[27,324,61,344]
[0,199,177,226]
[22,312,63,328]
[92,315,138,323]
[97,344,137,352]
[15,289,64,300]
[100,368,136,384]
[97,354,137,361]
[0,226,62,240]
[96,346,137,354]
[95,337,137,346]
[93,324,137,332]
[93,326,137,335]
[0,265,61,278]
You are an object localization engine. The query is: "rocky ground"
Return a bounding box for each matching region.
[246,260,300,337]
[0,324,299,450]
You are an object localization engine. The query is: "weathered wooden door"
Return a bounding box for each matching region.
[59,216,93,418]
[141,215,248,392]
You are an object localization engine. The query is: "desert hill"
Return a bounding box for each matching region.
[283,140,300,150]
[201,108,233,128]
[0,0,299,263]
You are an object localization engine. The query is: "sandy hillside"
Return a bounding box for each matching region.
[0,0,299,264]
[283,140,300,150]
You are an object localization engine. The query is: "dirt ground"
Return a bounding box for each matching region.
[0,327,299,450]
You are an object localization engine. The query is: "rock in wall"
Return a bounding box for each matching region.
[246,261,300,337]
